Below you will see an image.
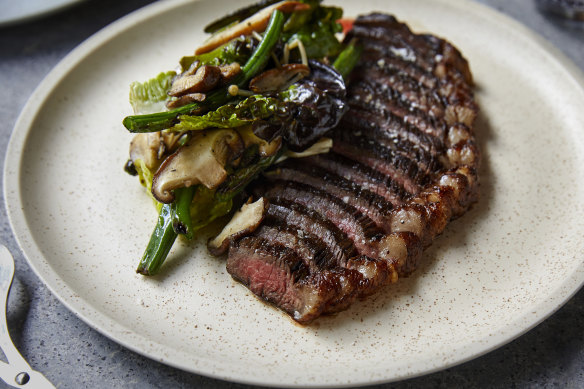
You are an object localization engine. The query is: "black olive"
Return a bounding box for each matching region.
[124,159,138,176]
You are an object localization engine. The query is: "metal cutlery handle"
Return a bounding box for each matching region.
[0,245,56,389]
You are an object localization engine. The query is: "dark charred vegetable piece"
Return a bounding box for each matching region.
[252,59,347,150]
[136,204,177,275]
[171,186,196,239]
[123,10,286,133]
[332,39,362,80]
[284,60,347,150]
[204,0,280,33]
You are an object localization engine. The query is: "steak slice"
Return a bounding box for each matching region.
[224,13,480,324]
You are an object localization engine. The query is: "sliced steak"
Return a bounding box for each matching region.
[224,12,480,324]
[305,152,412,206]
[268,160,394,231]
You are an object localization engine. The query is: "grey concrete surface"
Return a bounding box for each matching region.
[0,0,583,388]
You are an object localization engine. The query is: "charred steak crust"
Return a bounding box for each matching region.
[225,13,480,324]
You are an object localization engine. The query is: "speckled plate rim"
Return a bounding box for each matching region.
[3,0,584,386]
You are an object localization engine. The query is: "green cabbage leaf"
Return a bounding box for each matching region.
[129,71,176,115]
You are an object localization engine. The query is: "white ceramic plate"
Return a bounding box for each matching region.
[4,0,584,386]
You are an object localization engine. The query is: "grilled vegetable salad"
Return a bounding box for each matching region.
[123,0,360,275]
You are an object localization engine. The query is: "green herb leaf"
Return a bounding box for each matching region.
[170,95,285,132]
[129,71,176,114]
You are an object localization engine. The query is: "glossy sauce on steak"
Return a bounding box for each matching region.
[225,13,480,324]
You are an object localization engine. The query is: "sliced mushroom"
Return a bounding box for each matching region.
[168,65,222,97]
[248,63,310,93]
[195,1,309,55]
[218,62,242,83]
[129,132,163,171]
[161,131,184,153]
[166,93,206,109]
[207,197,268,256]
[129,131,189,172]
[182,60,201,77]
[238,125,282,157]
[151,129,244,203]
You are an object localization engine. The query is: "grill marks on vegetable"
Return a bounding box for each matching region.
[225,13,480,324]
